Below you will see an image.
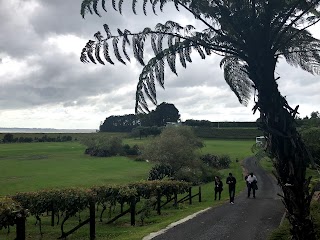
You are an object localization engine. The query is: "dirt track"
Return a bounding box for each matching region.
[149,157,285,240]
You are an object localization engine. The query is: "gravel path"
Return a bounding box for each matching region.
[147,157,285,240]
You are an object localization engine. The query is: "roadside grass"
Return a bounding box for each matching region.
[0,139,254,240]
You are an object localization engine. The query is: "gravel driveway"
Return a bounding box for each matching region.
[146,157,285,240]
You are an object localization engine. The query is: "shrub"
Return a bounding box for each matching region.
[200,154,231,169]
[148,164,174,180]
[81,135,124,157]
[123,144,140,155]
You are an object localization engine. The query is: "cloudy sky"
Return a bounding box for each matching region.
[1,0,319,130]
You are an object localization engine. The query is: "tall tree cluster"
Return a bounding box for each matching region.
[80,1,320,239]
[100,102,180,132]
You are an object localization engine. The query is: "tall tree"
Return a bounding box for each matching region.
[80,1,320,239]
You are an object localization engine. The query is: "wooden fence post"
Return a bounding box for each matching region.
[189,187,192,205]
[16,216,26,240]
[174,190,178,207]
[130,196,136,226]
[89,201,96,240]
[199,186,202,202]
[157,189,161,215]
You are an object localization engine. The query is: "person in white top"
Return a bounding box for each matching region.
[246,172,258,198]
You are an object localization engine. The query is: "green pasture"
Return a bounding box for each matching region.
[0,138,255,240]
[0,142,150,196]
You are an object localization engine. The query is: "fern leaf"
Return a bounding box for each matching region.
[94,31,103,41]
[103,40,114,64]
[117,29,123,36]
[102,0,107,12]
[113,37,126,64]
[151,33,158,55]
[118,0,124,14]
[184,44,192,62]
[152,0,160,15]
[158,59,165,87]
[92,0,100,16]
[112,0,117,11]
[143,0,148,15]
[132,0,138,15]
[167,53,177,75]
[87,46,97,64]
[122,38,131,62]
[160,0,166,12]
[103,24,112,39]
[95,43,105,64]
[174,0,179,11]
[195,45,205,59]
[80,48,89,63]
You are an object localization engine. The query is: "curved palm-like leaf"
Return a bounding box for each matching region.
[220,56,253,106]
[279,28,320,75]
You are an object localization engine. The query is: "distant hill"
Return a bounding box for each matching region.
[0,128,97,133]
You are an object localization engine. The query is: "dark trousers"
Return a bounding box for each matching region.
[248,184,256,197]
[214,189,222,200]
[229,187,235,202]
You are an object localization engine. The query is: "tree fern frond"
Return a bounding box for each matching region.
[184,43,192,62]
[122,37,131,62]
[112,37,126,64]
[160,0,166,12]
[220,56,252,106]
[195,45,205,59]
[143,0,148,15]
[151,33,158,55]
[102,0,107,12]
[132,36,145,66]
[132,0,138,15]
[80,48,90,63]
[112,0,117,11]
[95,43,105,64]
[87,47,97,64]
[118,0,124,14]
[80,0,93,18]
[94,31,103,41]
[92,0,100,16]
[167,53,177,75]
[280,28,320,75]
[152,0,160,15]
[173,0,179,11]
[103,40,114,64]
[103,24,112,39]
[143,82,157,105]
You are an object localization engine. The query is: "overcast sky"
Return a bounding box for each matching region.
[1,0,319,129]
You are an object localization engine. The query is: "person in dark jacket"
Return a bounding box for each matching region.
[226,172,237,204]
[214,176,223,200]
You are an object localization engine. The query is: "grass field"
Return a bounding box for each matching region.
[0,138,255,240]
[0,142,150,196]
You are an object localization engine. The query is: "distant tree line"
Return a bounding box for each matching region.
[1,133,73,143]
[99,102,180,132]
[184,120,258,128]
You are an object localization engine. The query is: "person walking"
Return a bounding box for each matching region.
[246,172,258,198]
[226,172,236,204]
[214,176,223,201]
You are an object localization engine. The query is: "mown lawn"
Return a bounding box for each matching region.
[0,138,255,240]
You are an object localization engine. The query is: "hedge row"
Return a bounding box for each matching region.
[0,197,28,230]
[193,127,263,139]
[0,180,191,228]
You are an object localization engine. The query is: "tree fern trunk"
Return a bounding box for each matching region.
[255,59,316,239]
